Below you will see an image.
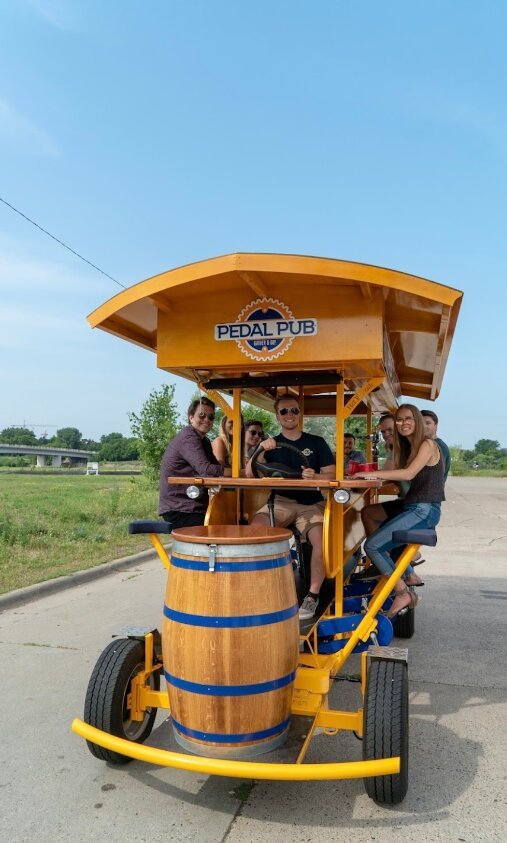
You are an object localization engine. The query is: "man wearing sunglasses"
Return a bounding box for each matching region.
[246,395,335,621]
[159,396,230,530]
[244,419,265,459]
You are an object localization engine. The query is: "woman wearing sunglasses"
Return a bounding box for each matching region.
[355,404,445,617]
[159,396,230,530]
[244,419,265,460]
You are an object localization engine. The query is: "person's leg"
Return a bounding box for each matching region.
[306,524,325,594]
[296,503,327,593]
[294,503,326,620]
[165,511,206,529]
[250,496,295,529]
[361,503,389,536]
[361,498,420,581]
[364,504,440,614]
[250,512,270,526]
[390,545,421,580]
[356,500,403,579]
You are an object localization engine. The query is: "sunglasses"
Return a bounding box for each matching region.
[197,411,215,421]
[248,430,263,437]
[279,407,300,416]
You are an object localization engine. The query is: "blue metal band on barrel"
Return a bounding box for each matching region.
[171,716,291,744]
[163,603,298,627]
[170,554,291,572]
[164,670,296,696]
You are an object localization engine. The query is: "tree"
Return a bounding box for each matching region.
[81,437,101,452]
[304,416,338,449]
[129,384,181,482]
[99,433,140,462]
[0,426,37,445]
[54,427,83,450]
[474,439,500,455]
[304,415,370,453]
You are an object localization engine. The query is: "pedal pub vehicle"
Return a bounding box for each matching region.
[72,253,462,804]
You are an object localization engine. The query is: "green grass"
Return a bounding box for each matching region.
[0,461,142,473]
[0,474,158,594]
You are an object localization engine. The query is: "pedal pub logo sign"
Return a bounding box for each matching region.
[215,298,318,362]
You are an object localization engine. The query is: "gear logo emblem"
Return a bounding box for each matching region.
[215,298,317,362]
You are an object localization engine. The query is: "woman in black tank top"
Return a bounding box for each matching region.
[356,404,444,617]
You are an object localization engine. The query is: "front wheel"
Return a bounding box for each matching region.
[84,638,160,764]
[362,659,409,804]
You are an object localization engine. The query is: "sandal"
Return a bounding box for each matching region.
[405,573,425,587]
[412,557,426,567]
[386,586,419,618]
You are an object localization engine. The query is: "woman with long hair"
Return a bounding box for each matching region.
[355,404,445,617]
[212,415,234,467]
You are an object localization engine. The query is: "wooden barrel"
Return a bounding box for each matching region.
[162,525,299,758]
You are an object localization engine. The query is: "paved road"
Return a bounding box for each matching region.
[1,477,506,842]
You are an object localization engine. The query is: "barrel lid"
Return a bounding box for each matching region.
[171,525,292,545]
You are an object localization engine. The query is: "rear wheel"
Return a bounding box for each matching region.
[393,607,415,638]
[84,638,160,764]
[362,659,409,804]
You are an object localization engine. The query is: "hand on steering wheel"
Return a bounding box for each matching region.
[250,442,310,479]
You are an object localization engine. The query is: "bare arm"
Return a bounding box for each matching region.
[312,463,335,480]
[212,437,228,466]
[245,437,276,478]
[356,440,436,482]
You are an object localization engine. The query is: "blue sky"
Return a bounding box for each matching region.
[1,1,505,448]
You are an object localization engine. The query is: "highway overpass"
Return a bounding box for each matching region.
[0,444,96,467]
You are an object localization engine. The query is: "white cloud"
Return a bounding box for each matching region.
[0,97,60,158]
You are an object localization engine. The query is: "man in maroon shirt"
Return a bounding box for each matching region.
[159,396,228,529]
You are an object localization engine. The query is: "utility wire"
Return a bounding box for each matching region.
[0,195,126,289]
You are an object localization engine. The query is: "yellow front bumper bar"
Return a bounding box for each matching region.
[72,719,399,781]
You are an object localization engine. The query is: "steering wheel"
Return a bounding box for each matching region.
[250,442,310,479]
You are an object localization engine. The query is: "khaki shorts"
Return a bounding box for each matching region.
[255,495,325,539]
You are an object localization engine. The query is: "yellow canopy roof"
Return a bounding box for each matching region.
[88,253,462,410]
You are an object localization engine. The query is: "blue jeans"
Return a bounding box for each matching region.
[364,503,441,577]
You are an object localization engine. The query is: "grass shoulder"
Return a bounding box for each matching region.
[0,474,158,594]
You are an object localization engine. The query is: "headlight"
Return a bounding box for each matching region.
[186,485,202,500]
[333,488,351,504]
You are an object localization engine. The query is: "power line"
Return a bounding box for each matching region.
[0,195,126,289]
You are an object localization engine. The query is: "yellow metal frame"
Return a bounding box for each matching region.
[71,719,399,780]
[75,252,463,786]
[71,536,420,779]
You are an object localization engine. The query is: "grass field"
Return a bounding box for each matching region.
[0,474,158,594]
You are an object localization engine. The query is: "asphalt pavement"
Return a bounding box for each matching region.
[1,477,506,842]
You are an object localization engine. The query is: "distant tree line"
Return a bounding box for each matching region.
[449,439,507,474]
[2,400,505,476]
[0,426,139,463]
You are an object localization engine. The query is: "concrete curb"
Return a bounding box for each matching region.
[0,542,172,612]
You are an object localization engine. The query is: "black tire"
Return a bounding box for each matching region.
[84,638,160,764]
[362,659,409,804]
[393,607,415,638]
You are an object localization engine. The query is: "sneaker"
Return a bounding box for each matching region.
[299,594,318,620]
